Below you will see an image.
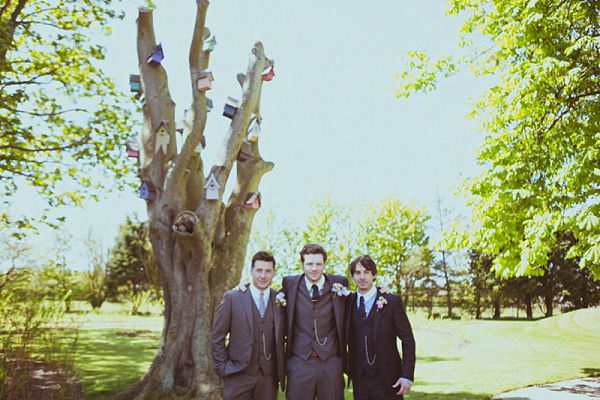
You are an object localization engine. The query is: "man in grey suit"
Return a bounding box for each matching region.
[281,244,349,400]
[210,251,286,400]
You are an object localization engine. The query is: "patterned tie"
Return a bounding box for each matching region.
[311,284,320,301]
[359,295,366,319]
[259,292,266,318]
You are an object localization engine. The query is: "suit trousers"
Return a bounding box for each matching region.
[285,354,344,400]
[222,369,277,400]
[352,371,401,400]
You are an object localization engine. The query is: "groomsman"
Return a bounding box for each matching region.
[345,255,416,400]
[210,251,285,400]
[281,244,349,400]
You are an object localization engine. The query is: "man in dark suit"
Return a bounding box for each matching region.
[345,254,416,400]
[210,251,285,400]
[281,244,350,400]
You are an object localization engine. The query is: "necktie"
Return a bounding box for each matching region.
[259,292,266,318]
[359,295,366,319]
[311,284,320,301]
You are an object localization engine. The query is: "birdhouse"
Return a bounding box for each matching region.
[125,140,139,157]
[139,181,156,201]
[204,172,220,200]
[244,192,261,210]
[154,120,171,154]
[237,141,252,162]
[129,74,141,92]
[247,119,261,142]
[138,93,146,105]
[147,43,164,66]
[194,136,206,153]
[206,98,213,112]
[261,66,275,81]
[223,97,239,119]
[197,71,214,92]
[203,34,217,52]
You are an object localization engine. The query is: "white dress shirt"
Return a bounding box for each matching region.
[356,284,377,315]
[249,283,269,313]
[304,274,325,295]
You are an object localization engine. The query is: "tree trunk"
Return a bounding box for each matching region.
[120,5,274,399]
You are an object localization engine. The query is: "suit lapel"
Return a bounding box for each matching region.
[243,288,254,336]
[346,292,357,342]
[373,289,382,341]
[287,275,302,335]
[270,288,281,342]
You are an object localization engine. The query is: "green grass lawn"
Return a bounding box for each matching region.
[73,306,600,400]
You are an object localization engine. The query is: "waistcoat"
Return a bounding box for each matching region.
[246,295,276,376]
[291,278,339,360]
[352,301,378,376]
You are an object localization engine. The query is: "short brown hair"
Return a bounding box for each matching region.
[252,251,276,269]
[350,254,377,276]
[300,244,327,263]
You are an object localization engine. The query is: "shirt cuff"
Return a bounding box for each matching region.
[400,378,413,385]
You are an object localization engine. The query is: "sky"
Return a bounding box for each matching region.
[12,0,492,268]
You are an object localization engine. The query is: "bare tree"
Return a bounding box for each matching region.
[120,4,274,399]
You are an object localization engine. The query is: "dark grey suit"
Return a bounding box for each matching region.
[281,274,349,400]
[211,287,285,400]
[345,290,416,400]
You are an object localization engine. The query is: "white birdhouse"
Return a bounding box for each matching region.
[154,120,171,154]
[204,172,220,200]
[203,35,217,52]
[247,118,261,142]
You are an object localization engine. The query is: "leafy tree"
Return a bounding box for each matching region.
[302,194,354,278]
[106,215,159,303]
[0,0,134,214]
[358,196,431,306]
[121,5,276,398]
[394,0,600,279]
[38,228,76,311]
[82,228,108,309]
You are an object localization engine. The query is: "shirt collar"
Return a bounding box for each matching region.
[304,274,325,293]
[356,284,377,304]
[249,282,269,299]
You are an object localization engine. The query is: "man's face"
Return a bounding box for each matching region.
[302,253,325,284]
[251,260,275,291]
[352,263,375,294]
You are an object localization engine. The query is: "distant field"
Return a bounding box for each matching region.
[73,305,600,400]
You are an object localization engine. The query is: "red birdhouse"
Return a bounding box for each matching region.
[125,140,139,158]
[197,71,214,92]
[261,66,275,81]
[147,43,164,66]
[244,192,261,210]
[237,141,252,162]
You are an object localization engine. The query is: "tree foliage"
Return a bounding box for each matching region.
[394,0,600,278]
[0,0,134,209]
[358,196,432,304]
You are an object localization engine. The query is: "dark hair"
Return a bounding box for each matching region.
[350,255,377,276]
[300,244,327,263]
[252,251,276,269]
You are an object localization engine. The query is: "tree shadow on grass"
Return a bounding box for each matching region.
[75,329,160,400]
[419,356,462,363]
[582,367,600,377]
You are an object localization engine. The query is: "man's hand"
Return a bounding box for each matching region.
[235,282,249,292]
[392,378,412,396]
[378,284,393,294]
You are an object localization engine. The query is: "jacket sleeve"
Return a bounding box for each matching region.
[392,295,416,382]
[210,291,233,379]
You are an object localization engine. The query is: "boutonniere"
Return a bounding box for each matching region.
[275,292,287,307]
[332,282,351,297]
[375,296,388,311]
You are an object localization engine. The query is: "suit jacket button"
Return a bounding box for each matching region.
[250,343,253,347]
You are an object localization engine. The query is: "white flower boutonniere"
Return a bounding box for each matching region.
[375,296,388,311]
[332,283,351,297]
[275,292,287,307]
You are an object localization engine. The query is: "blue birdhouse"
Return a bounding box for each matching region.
[139,181,156,201]
[129,74,141,92]
[147,43,164,66]
[223,97,239,119]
